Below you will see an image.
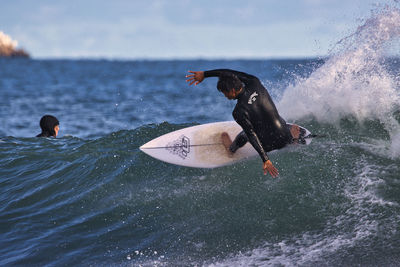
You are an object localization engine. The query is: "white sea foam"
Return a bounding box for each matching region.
[278,6,400,157]
[279,7,400,123]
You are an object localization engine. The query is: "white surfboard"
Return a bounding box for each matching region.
[140,121,312,168]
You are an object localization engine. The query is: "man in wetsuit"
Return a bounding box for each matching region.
[186,69,300,177]
[36,115,60,138]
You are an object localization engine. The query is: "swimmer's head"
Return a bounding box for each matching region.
[38,115,59,137]
[217,73,244,99]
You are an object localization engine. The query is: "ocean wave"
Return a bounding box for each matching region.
[1,118,400,265]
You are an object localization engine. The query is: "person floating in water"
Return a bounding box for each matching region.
[186,69,300,178]
[36,115,60,138]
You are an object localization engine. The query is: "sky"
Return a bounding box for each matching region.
[1,0,397,59]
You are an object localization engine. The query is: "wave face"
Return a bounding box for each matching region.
[1,120,400,266]
[2,6,400,267]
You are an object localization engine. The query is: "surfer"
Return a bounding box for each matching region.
[186,69,300,177]
[36,115,60,138]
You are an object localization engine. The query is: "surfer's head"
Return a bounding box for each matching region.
[37,115,59,137]
[217,73,243,99]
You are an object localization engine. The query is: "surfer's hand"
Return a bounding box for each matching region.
[263,160,279,178]
[186,71,204,86]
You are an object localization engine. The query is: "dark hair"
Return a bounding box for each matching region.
[217,73,243,93]
[37,115,59,137]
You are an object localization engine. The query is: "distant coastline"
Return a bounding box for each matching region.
[0,31,30,58]
[0,47,30,58]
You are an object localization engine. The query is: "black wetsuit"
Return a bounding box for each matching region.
[36,132,53,137]
[204,69,292,162]
[36,115,59,138]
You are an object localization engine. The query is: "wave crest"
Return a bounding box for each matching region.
[278,6,400,157]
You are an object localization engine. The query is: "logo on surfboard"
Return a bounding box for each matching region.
[166,135,190,159]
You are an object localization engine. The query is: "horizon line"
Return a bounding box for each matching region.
[10,55,328,61]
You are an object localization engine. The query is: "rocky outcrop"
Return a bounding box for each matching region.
[0,31,29,58]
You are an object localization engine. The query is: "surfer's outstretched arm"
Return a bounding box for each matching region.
[186,69,256,86]
[263,160,279,178]
[203,69,256,81]
[186,71,205,86]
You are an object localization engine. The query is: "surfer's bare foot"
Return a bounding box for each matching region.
[221,132,233,156]
[290,124,300,140]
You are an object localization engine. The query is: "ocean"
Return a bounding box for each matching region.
[1,7,400,267]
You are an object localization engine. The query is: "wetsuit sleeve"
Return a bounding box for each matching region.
[236,113,269,162]
[204,69,256,81]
